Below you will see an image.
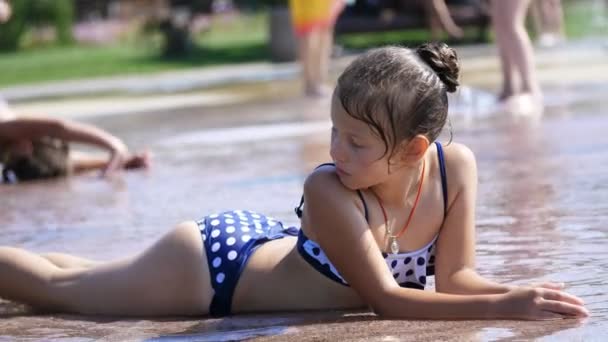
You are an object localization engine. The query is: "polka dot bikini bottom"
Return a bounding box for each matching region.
[197,210,298,317]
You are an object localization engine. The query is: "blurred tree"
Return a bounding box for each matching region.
[0,0,74,51]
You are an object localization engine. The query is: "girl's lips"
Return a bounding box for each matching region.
[335,166,350,176]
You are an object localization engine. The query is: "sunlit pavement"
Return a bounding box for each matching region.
[1,40,607,341]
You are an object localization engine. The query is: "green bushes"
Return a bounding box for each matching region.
[0,0,74,51]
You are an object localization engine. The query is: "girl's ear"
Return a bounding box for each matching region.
[397,135,430,165]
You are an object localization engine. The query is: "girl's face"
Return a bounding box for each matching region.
[329,94,392,190]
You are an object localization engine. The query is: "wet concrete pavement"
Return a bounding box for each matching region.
[1,42,608,341]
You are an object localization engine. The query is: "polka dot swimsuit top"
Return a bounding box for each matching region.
[297,229,438,289]
[294,142,449,290]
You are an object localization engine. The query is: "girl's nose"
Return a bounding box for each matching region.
[330,139,347,163]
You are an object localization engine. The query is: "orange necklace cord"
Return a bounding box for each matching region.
[372,158,426,239]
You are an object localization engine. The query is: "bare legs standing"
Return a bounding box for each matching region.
[491,0,542,108]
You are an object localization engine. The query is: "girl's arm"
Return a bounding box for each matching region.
[69,150,151,174]
[0,117,129,175]
[434,143,514,295]
[303,165,587,320]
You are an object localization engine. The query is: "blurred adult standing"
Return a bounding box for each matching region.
[0,0,12,120]
[289,0,345,97]
[0,0,10,24]
[531,0,565,47]
[424,0,464,41]
[491,0,542,112]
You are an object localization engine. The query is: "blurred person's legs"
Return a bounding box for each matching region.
[491,0,542,105]
[0,0,11,23]
[314,0,345,97]
[531,0,565,47]
[424,0,465,40]
[298,30,327,97]
[0,96,16,121]
[290,0,344,97]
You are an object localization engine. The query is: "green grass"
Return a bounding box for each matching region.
[0,13,269,87]
[0,2,606,88]
[335,27,486,50]
[336,29,433,50]
[563,0,608,38]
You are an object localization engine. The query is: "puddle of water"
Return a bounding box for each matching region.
[147,326,293,342]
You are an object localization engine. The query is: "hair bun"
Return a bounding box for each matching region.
[416,42,460,93]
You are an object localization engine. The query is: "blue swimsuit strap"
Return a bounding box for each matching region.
[295,143,448,220]
[349,143,448,219]
[435,141,448,215]
[294,163,369,222]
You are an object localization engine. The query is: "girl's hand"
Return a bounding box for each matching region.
[102,139,129,177]
[496,286,589,320]
[123,150,152,170]
[529,281,566,291]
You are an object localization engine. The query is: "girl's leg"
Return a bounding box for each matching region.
[40,253,100,269]
[0,221,213,316]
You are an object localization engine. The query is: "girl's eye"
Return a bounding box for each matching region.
[350,139,364,148]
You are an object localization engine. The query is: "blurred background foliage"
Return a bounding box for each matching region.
[0,0,606,87]
[0,0,74,51]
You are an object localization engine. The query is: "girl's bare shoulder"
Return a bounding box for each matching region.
[304,164,350,200]
[441,142,476,169]
[302,164,366,223]
[437,142,478,199]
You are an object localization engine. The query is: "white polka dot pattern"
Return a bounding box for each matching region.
[197,210,298,296]
[300,233,438,289]
[216,273,225,283]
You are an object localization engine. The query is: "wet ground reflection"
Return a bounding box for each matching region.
[1,82,607,340]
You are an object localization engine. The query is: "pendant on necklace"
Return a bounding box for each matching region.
[390,237,400,254]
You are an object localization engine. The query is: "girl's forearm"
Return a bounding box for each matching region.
[2,118,124,153]
[437,268,514,295]
[376,286,500,319]
[57,120,125,153]
[69,152,109,173]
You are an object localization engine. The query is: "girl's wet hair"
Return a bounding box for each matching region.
[2,138,69,182]
[335,42,460,157]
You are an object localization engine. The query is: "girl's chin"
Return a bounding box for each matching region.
[337,175,365,191]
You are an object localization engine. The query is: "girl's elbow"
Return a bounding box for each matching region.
[45,118,68,137]
[365,287,401,317]
[370,302,392,317]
